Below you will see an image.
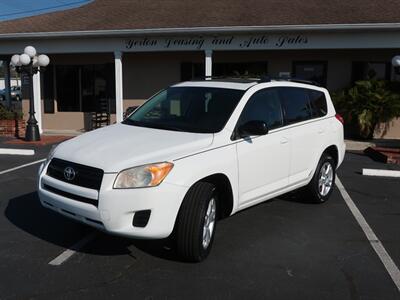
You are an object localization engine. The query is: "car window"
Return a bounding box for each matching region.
[124,87,244,133]
[308,89,327,117]
[239,88,284,130]
[279,87,312,124]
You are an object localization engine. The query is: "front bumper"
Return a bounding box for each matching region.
[38,163,188,239]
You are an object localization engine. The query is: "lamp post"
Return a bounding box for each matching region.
[10,46,50,141]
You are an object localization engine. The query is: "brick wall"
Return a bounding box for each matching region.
[0,119,25,138]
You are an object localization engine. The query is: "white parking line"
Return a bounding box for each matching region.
[336,176,400,292]
[49,232,97,266]
[362,168,400,178]
[0,148,35,155]
[0,159,46,175]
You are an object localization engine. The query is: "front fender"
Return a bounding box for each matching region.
[164,143,239,214]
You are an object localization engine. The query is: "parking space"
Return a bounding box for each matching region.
[338,153,400,274]
[0,137,53,171]
[0,148,399,299]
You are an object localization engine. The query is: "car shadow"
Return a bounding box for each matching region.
[277,190,313,204]
[4,191,182,261]
[4,190,322,262]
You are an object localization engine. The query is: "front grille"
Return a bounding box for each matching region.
[47,158,104,190]
[43,184,98,207]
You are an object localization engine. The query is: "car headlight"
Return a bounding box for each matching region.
[113,162,174,189]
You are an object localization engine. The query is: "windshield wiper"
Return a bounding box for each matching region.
[144,123,185,132]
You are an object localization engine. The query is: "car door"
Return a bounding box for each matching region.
[236,88,290,207]
[279,87,321,185]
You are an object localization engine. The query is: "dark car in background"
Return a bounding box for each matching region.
[0,86,22,101]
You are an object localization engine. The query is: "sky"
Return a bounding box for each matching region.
[0,0,92,21]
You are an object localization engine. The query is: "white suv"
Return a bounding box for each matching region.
[38,78,345,262]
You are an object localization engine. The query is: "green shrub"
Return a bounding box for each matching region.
[0,104,23,120]
[332,80,400,139]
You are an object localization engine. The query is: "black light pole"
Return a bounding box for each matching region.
[16,63,40,141]
[10,46,50,141]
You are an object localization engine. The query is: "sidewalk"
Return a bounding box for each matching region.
[345,139,400,151]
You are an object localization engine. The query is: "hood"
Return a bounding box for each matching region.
[53,123,214,172]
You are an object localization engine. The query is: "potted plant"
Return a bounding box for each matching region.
[332,80,400,139]
[0,103,24,138]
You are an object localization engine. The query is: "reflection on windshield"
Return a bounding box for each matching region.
[123,87,244,133]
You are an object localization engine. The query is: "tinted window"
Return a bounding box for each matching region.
[180,62,268,81]
[239,88,283,130]
[280,87,312,124]
[308,90,327,117]
[124,87,244,133]
[55,64,116,113]
[352,61,391,82]
[293,61,327,86]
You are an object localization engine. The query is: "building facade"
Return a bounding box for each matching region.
[0,0,399,137]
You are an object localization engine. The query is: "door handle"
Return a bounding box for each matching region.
[280,137,289,144]
[318,128,325,134]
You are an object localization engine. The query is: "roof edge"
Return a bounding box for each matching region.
[1,23,400,39]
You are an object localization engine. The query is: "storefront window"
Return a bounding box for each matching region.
[292,61,327,86]
[352,62,391,82]
[213,62,268,77]
[42,66,55,113]
[50,64,115,113]
[181,62,268,80]
[55,66,80,112]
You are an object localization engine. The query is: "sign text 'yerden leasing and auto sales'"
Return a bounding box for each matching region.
[125,35,309,51]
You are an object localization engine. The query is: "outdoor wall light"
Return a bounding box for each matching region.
[392,55,400,75]
[10,46,50,141]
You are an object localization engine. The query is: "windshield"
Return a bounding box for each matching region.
[123,86,245,133]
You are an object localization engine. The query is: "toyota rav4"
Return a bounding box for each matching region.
[38,78,345,262]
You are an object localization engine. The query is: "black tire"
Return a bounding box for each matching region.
[176,181,217,262]
[303,153,336,203]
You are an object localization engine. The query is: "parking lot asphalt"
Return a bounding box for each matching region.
[0,137,54,171]
[0,145,399,300]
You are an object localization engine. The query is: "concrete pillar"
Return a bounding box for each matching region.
[114,51,124,122]
[33,72,43,133]
[4,60,12,108]
[205,50,213,79]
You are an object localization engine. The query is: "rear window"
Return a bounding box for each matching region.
[308,90,327,117]
[279,87,312,124]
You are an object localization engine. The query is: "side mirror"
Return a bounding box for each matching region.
[238,120,269,138]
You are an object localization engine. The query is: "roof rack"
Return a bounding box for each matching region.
[259,76,321,86]
[192,76,259,83]
[191,75,320,86]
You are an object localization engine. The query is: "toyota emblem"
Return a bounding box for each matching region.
[64,167,76,181]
